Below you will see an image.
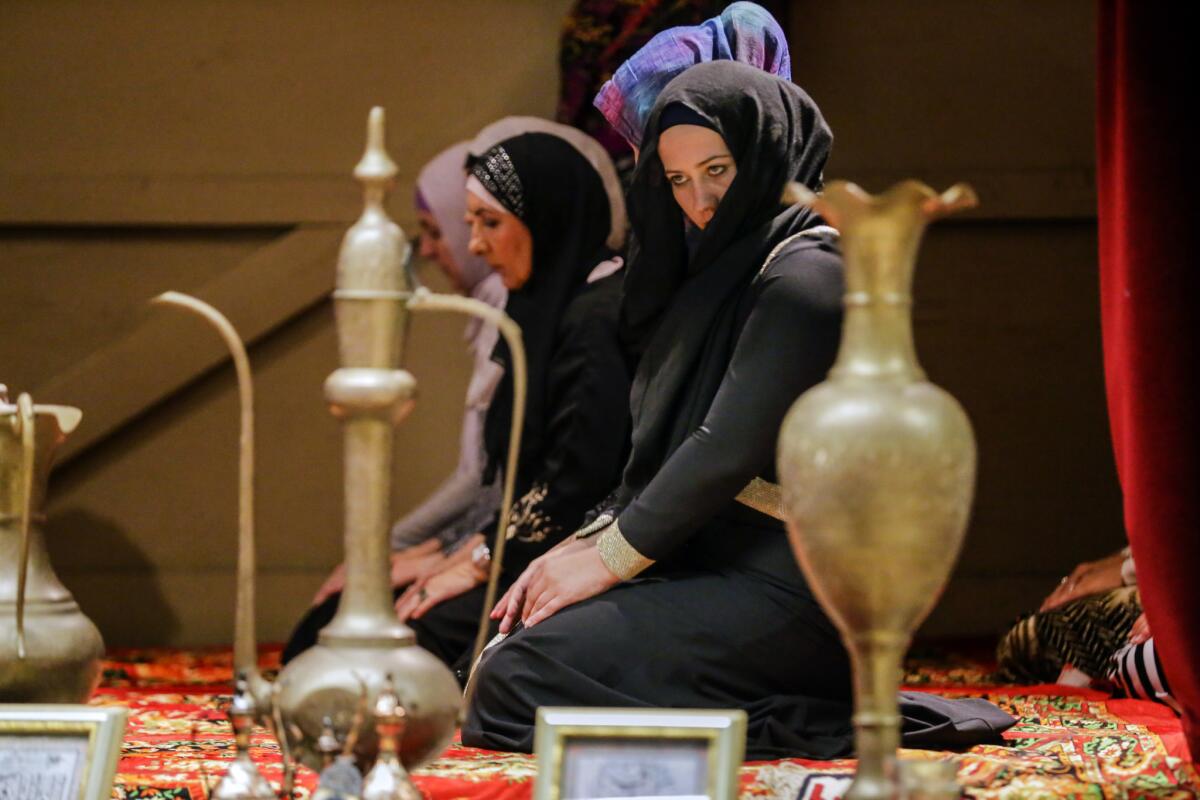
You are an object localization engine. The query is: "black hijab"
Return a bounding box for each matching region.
[617,60,833,503]
[469,132,614,488]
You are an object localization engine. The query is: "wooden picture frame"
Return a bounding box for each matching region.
[0,704,128,800]
[533,707,747,800]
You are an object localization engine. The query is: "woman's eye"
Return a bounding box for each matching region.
[484,218,500,229]
[707,164,727,177]
[668,174,688,186]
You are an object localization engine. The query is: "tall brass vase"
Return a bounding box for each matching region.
[777,182,978,799]
[1,388,104,702]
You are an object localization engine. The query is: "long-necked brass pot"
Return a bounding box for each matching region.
[778,181,978,800]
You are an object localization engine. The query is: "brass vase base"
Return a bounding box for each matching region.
[2,388,105,703]
[0,599,102,703]
[277,641,460,771]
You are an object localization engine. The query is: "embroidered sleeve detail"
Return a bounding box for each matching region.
[505,482,561,543]
[735,477,784,520]
[597,520,654,581]
[574,512,614,539]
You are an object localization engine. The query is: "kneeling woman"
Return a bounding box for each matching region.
[464,61,853,760]
[399,129,633,675]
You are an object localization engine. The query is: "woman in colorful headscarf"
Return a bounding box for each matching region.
[394,124,633,677]
[463,61,853,760]
[593,1,790,153]
[283,141,509,664]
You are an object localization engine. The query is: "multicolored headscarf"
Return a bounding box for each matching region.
[592,1,791,149]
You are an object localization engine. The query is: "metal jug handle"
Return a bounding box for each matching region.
[13,393,36,660]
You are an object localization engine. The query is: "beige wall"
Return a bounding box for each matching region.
[1,1,1113,646]
[1,0,574,645]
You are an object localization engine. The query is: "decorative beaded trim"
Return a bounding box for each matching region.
[574,512,614,539]
[735,477,784,520]
[470,146,526,218]
[597,520,654,581]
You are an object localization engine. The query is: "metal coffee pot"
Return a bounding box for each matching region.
[1,385,105,702]
[157,107,527,776]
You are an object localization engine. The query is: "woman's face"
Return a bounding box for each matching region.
[658,124,736,230]
[416,210,468,292]
[465,192,534,290]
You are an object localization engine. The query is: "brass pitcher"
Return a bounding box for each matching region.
[1,385,105,702]
[777,182,978,800]
[156,107,528,776]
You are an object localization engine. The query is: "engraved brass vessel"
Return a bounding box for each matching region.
[1,386,105,702]
[158,107,526,777]
[777,181,978,800]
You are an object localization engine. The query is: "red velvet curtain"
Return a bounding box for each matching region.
[1097,0,1199,759]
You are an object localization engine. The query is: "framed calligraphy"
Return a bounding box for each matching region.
[534,708,746,800]
[0,705,127,800]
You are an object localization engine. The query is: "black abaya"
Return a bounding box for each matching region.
[463,235,854,759]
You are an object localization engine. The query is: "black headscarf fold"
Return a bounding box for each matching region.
[617,60,833,503]
[470,132,613,489]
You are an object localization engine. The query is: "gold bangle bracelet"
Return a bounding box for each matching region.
[597,521,654,581]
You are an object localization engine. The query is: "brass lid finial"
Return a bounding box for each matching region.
[354,106,398,184]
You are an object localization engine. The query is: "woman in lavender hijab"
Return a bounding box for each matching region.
[593,1,791,153]
[284,141,508,663]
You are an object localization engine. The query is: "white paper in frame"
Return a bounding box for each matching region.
[534,707,747,800]
[0,704,128,800]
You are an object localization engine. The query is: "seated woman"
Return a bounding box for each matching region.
[283,141,507,664]
[397,127,633,677]
[463,61,856,760]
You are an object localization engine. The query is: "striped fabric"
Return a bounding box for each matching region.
[1111,637,1181,713]
[998,586,1142,683]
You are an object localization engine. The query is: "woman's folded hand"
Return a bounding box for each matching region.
[394,560,484,621]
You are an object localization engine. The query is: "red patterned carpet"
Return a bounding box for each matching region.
[92,645,1198,799]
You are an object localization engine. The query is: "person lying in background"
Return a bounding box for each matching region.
[999,546,1178,712]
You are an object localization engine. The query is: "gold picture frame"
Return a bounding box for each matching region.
[0,704,128,800]
[533,707,747,800]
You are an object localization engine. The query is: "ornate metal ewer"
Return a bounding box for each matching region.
[211,673,276,800]
[362,676,422,800]
[777,181,978,800]
[1,385,105,702]
[156,107,526,777]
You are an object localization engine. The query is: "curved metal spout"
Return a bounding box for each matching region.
[151,291,268,706]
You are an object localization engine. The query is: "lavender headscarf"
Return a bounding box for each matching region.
[593,1,791,149]
[415,141,495,293]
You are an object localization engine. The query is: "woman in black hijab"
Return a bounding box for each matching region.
[397,130,633,675]
[463,61,855,759]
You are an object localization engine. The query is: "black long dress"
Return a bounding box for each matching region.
[410,270,631,671]
[464,62,856,760]
[463,236,855,760]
